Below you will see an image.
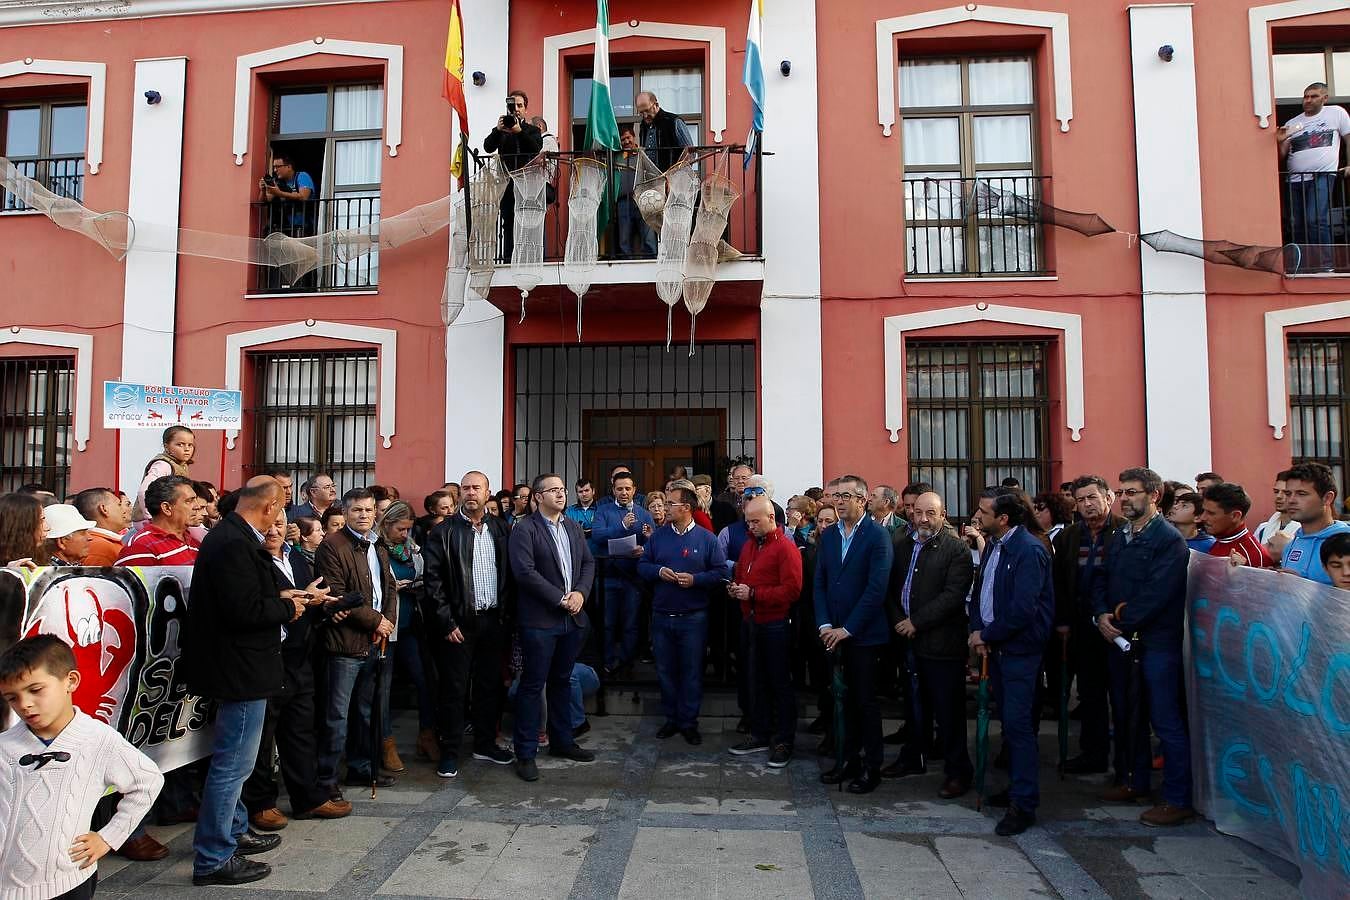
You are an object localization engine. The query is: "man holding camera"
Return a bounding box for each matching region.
[483,90,544,261]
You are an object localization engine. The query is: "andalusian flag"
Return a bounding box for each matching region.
[442,0,468,134]
[743,0,765,166]
[582,0,621,152]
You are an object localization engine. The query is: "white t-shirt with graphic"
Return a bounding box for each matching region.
[1285,105,1350,178]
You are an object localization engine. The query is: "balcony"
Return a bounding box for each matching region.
[1280,171,1350,275]
[1,156,84,212]
[250,196,380,294]
[904,175,1051,279]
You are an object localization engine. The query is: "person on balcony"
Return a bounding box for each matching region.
[484,90,543,262]
[1278,82,1350,272]
[635,91,693,173]
[258,153,314,236]
[616,125,657,257]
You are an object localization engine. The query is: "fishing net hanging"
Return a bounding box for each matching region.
[466,156,510,302]
[440,196,470,327]
[508,161,548,323]
[654,163,700,349]
[561,158,607,342]
[682,170,741,355]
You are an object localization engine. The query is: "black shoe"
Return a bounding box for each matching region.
[993,745,1010,770]
[847,767,882,794]
[735,716,750,734]
[883,727,906,745]
[472,746,514,766]
[995,804,1036,836]
[985,788,1011,808]
[234,831,281,856]
[516,758,539,782]
[881,757,927,779]
[344,772,396,788]
[820,762,860,785]
[805,716,826,735]
[656,722,679,739]
[192,855,271,886]
[768,744,793,768]
[1060,754,1109,775]
[681,727,702,746]
[815,736,835,756]
[729,739,770,756]
[573,719,592,738]
[549,744,596,762]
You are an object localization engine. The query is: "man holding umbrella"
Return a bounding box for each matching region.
[969,488,1054,836]
[1094,467,1194,827]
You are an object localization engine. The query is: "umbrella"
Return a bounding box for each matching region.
[831,647,847,791]
[974,654,991,810]
[1057,630,1070,778]
[1114,603,1149,792]
[371,635,388,800]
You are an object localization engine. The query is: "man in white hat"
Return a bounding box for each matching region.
[44,504,97,565]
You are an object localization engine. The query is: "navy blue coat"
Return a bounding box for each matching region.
[590,501,655,579]
[812,517,894,647]
[969,526,1054,655]
[508,512,595,631]
[1095,515,1189,645]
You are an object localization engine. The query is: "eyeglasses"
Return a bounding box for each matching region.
[830,491,862,502]
[1117,488,1149,498]
[537,487,566,495]
[663,500,689,508]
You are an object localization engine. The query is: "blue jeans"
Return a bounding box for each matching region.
[651,610,708,729]
[387,629,433,732]
[617,196,657,257]
[193,699,266,875]
[604,578,642,669]
[319,648,380,786]
[1142,645,1192,807]
[508,662,599,730]
[515,621,588,760]
[744,619,795,746]
[993,649,1041,813]
[1289,173,1336,269]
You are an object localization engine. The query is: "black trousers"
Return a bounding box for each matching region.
[242,656,327,815]
[498,194,515,262]
[841,642,884,768]
[54,873,96,900]
[1071,621,1112,763]
[431,609,506,757]
[901,656,973,780]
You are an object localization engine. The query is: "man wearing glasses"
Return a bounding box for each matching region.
[638,486,727,745]
[288,473,336,524]
[814,475,894,795]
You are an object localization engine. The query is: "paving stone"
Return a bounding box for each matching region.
[934,835,1055,899]
[457,793,610,812]
[377,820,515,897]
[845,832,961,899]
[618,827,811,900]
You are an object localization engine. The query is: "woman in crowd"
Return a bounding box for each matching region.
[414,490,454,544]
[485,496,502,517]
[786,495,818,548]
[293,516,324,564]
[377,500,438,764]
[492,490,513,519]
[0,492,48,567]
[321,507,346,534]
[1032,492,1074,544]
[646,490,667,527]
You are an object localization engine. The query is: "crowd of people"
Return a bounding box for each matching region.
[2,422,1348,897]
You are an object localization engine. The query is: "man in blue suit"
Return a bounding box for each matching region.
[590,471,654,676]
[508,473,597,783]
[814,474,894,794]
[969,488,1054,836]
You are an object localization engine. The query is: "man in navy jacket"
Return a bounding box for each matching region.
[590,471,654,676]
[814,475,894,795]
[507,473,596,783]
[969,488,1053,836]
[1094,467,1194,828]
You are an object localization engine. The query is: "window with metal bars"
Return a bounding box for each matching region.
[1288,337,1348,492]
[247,350,377,496]
[906,340,1051,520]
[0,356,74,496]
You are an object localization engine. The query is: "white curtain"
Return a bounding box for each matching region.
[899,59,961,108]
[334,139,381,187]
[902,118,959,166]
[334,85,384,131]
[639,68,702,115]
[968,58,1032,105]
[973,115,1031,165]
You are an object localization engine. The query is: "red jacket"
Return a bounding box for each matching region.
[732,528,803,623]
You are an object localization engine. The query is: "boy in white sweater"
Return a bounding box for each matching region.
[0,635,164,900]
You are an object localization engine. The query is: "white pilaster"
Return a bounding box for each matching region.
[758,0,822,495]
[444,298,505,488]
[461,0,510,154]
[118,57,187,496]
[1129,5,1211,479]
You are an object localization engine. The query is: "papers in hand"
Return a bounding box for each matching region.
[608,533,638,556]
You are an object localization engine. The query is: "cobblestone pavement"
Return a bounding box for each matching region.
[97,700,1301,899]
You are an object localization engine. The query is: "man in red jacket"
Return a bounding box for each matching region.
[1198,482,1273,568]
[726,496,803,767]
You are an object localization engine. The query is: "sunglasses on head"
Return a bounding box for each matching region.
[742,486,766,497]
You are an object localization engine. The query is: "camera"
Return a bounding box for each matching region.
[502,98,519,128]
[263,175,278,186]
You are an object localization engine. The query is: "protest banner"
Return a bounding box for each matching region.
[103,380,242,430]
[0,566,211,773]
[1187,553,1350,899]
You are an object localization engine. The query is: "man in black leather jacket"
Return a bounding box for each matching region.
[422,470,516,777]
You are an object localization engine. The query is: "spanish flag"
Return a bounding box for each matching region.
[442,0,468,133]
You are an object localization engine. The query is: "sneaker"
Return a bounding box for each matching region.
[473,746,514,766]
[767,744,792,768]
[436,755,459,778]
[729,739,770,756]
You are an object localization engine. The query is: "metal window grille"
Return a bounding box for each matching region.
[1288,337,1347,492]
[247,349,377,495]
[906,340,1050,520]
[0,356,74,496]
[513,343,756,493]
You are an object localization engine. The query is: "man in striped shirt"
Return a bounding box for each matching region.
[116,475,201,567]
[1198,482,1273,568]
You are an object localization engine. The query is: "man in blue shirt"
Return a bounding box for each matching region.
[1280,461,1350,583]
[564,478,598,538]
[590,472,654,676]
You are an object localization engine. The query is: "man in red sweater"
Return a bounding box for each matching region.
[726,496,803,767]
[1199,482,1273,568]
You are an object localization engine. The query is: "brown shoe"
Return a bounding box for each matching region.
[294,798,353,820]
[382,736,407,774]
[1140,803,1197,827]
[249,807,288,831]
[116,834,169,861]
[1100,784,1146,803]
[938,777,970,800]
[416,728,439,761]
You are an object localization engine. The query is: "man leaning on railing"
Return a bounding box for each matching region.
[1278,81,1350,273]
